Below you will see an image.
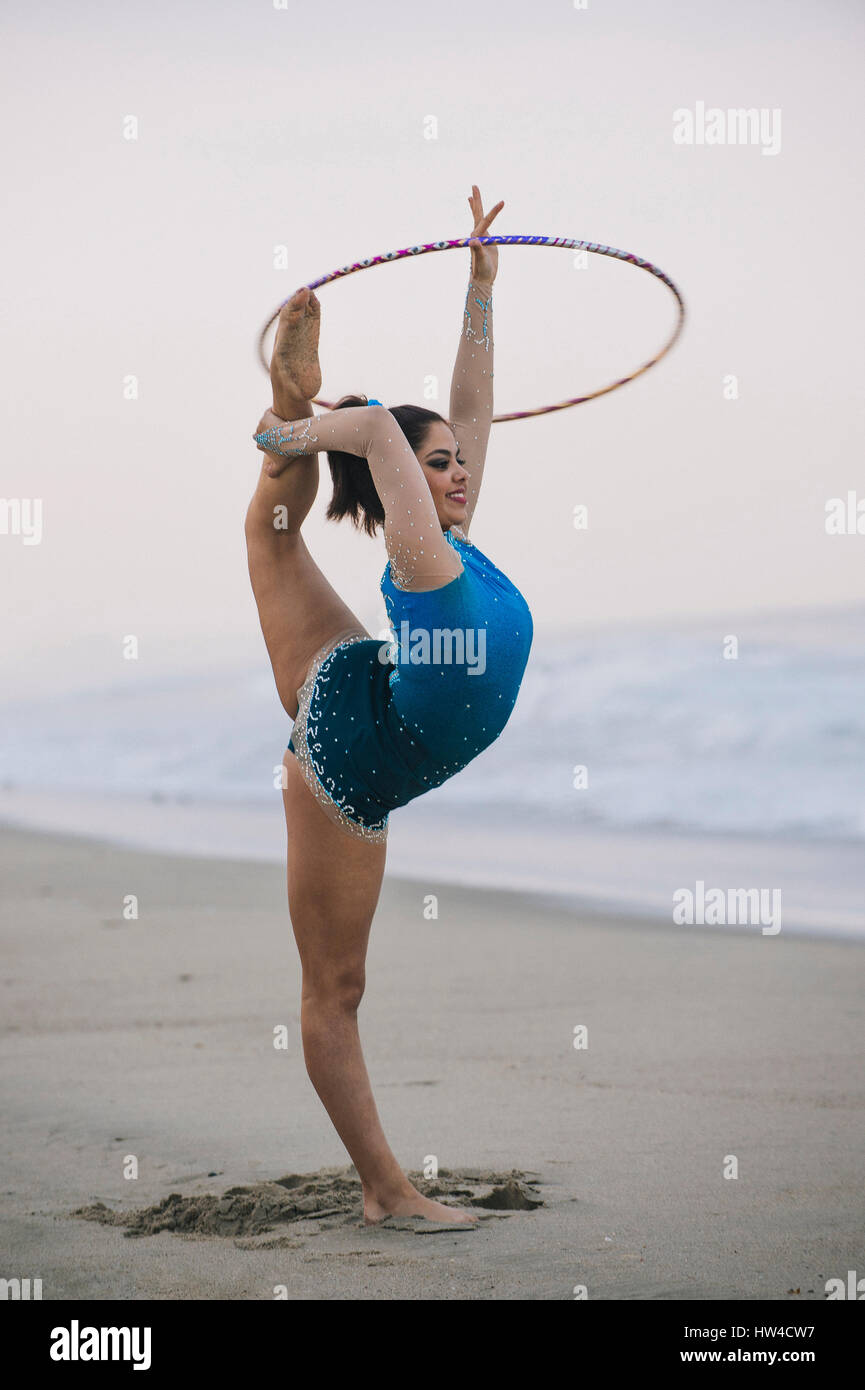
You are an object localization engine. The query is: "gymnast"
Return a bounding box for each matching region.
[246,187,532,1224]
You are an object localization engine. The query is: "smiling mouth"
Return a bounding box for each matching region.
[446,491,466,503]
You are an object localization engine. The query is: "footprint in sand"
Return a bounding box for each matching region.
[72,1167,544,1239]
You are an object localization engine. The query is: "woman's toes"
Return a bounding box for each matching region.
[277,287,310,323]
[277,290,307,327]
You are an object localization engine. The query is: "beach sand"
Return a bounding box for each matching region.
[1,823,863,1301]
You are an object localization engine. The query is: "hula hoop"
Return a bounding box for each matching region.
[256,235,685,422]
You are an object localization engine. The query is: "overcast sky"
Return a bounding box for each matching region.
[2,0,863,698]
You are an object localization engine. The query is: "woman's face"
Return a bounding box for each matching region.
[417,421,469,530]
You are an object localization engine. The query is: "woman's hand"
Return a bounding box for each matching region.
[467,184,504,287]
[253,407,290,477]
[254,408,282,440]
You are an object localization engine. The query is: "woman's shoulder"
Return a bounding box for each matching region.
[380,527,475,595]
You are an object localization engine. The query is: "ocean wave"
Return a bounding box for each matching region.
[2,609,862,842]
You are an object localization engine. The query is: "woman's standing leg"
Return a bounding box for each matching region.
[282,751,476,1224]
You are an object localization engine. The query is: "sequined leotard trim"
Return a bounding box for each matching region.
[289,627,390,843]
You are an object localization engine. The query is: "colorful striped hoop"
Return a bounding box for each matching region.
[257,235,685,422]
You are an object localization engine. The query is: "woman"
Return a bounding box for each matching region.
[246,187,532,1224]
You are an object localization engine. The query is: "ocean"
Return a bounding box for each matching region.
[1,605,862,938]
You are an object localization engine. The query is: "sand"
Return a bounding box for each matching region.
[1,822,863,1301]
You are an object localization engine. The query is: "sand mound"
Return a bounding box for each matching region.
[72,1167,543,1238]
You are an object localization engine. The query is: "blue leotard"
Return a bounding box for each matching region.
[287,528,532,841]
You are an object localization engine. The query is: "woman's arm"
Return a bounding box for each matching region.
[447,187,503,536]
[254,404,463,591]
[449,276,494,534]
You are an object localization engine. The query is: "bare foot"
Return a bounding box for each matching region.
[363,1183,478,1226]
[271,287,322,414]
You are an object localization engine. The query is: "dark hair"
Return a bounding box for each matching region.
[325,396,447,537]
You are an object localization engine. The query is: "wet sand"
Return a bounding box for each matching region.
[2,823,863,1300]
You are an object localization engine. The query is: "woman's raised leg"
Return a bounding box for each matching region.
[245,289,368,716]
[282,750,477,1225]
